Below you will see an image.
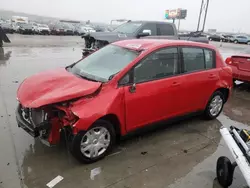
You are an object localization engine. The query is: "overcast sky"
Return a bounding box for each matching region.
[1,0,250,32]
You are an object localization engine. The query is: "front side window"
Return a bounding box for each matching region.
[182,47,215,73]
[134,48,178,83]
[70,45,139,82]
[139,23,157,36]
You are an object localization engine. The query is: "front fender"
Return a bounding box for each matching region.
[71,87,126,135]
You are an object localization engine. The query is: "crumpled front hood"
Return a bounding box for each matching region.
[83,32,133,43]
[17,68,102,108]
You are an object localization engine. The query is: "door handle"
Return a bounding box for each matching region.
[171,82,181,86]
[208,74,216,78]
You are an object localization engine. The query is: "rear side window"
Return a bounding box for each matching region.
[182,47,215,73]
[156,24,175,36]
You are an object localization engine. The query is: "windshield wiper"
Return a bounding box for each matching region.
[108,72,119,80]
[77,74,99,82]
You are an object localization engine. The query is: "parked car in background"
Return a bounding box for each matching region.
[94,25,109,32]
[62,24,74,35]
[30,22,39,34]
[18,23,34,34]
[231,35,250,44]
[81,26,96,34]
[225,47,250,83]
[208,34,225,42]
[0,23,15,34]
[223,35,234,42]
[37,24,50,35]
[16,39,232,163]
[49,24,65,35]
[82,20,208,56]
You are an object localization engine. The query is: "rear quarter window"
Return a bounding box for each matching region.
[182,47,215,73]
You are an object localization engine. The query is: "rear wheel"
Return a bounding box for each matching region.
[247,41,250,45]
[234,40,238,44]
[70,120,116,163]
[204,91,224,120]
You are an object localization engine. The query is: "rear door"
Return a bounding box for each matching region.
[180,47,219,112]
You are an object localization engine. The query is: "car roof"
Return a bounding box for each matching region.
[114,39,216,51]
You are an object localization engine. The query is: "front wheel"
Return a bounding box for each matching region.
[204,91,224,120]
[234,40,238,44]
[70,120,116,163]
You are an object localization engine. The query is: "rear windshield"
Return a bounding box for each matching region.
[70,44,139,82]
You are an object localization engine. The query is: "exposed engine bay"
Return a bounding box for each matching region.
[17,103,78,146]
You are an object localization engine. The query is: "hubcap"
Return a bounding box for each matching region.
[209,95,223,116]
[80,127,111,158]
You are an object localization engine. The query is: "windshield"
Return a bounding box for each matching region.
[113,22,142,34]
[70,45,139,82]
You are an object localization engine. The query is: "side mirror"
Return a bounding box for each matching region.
[137,29,151,38]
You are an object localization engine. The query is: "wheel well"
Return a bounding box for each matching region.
[99,114,121,138]
[216,88,230,103]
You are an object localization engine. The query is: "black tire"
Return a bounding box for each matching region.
[70,120,116,163]
[204,91,225,120]
[233,79,237,87]
[216,156,234,187]
[234,40,238,44]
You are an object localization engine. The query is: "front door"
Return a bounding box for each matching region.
[123,47,185,131]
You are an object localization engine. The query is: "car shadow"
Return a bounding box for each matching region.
[20,114,222,187]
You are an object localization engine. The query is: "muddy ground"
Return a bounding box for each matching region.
[0,35,250,188]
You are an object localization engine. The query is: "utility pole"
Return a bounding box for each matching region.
[202,0,210,32]
[196,0,210,32]
[178,19,181,32]
[197,0,204,31]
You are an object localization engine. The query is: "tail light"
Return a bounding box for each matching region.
[225,57,232,65]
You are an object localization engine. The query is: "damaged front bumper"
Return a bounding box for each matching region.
[16,102,79,146]
[16,104,50,138]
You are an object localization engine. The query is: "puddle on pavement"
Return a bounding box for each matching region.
[0,43,249,188]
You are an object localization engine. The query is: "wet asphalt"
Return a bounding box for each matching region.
[0,35,250,188]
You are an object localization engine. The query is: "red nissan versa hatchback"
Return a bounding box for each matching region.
[16,39,232,163]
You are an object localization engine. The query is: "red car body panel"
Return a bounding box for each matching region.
[17,39,232,144]
[226,54,250,82]
[17,68,102,108]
